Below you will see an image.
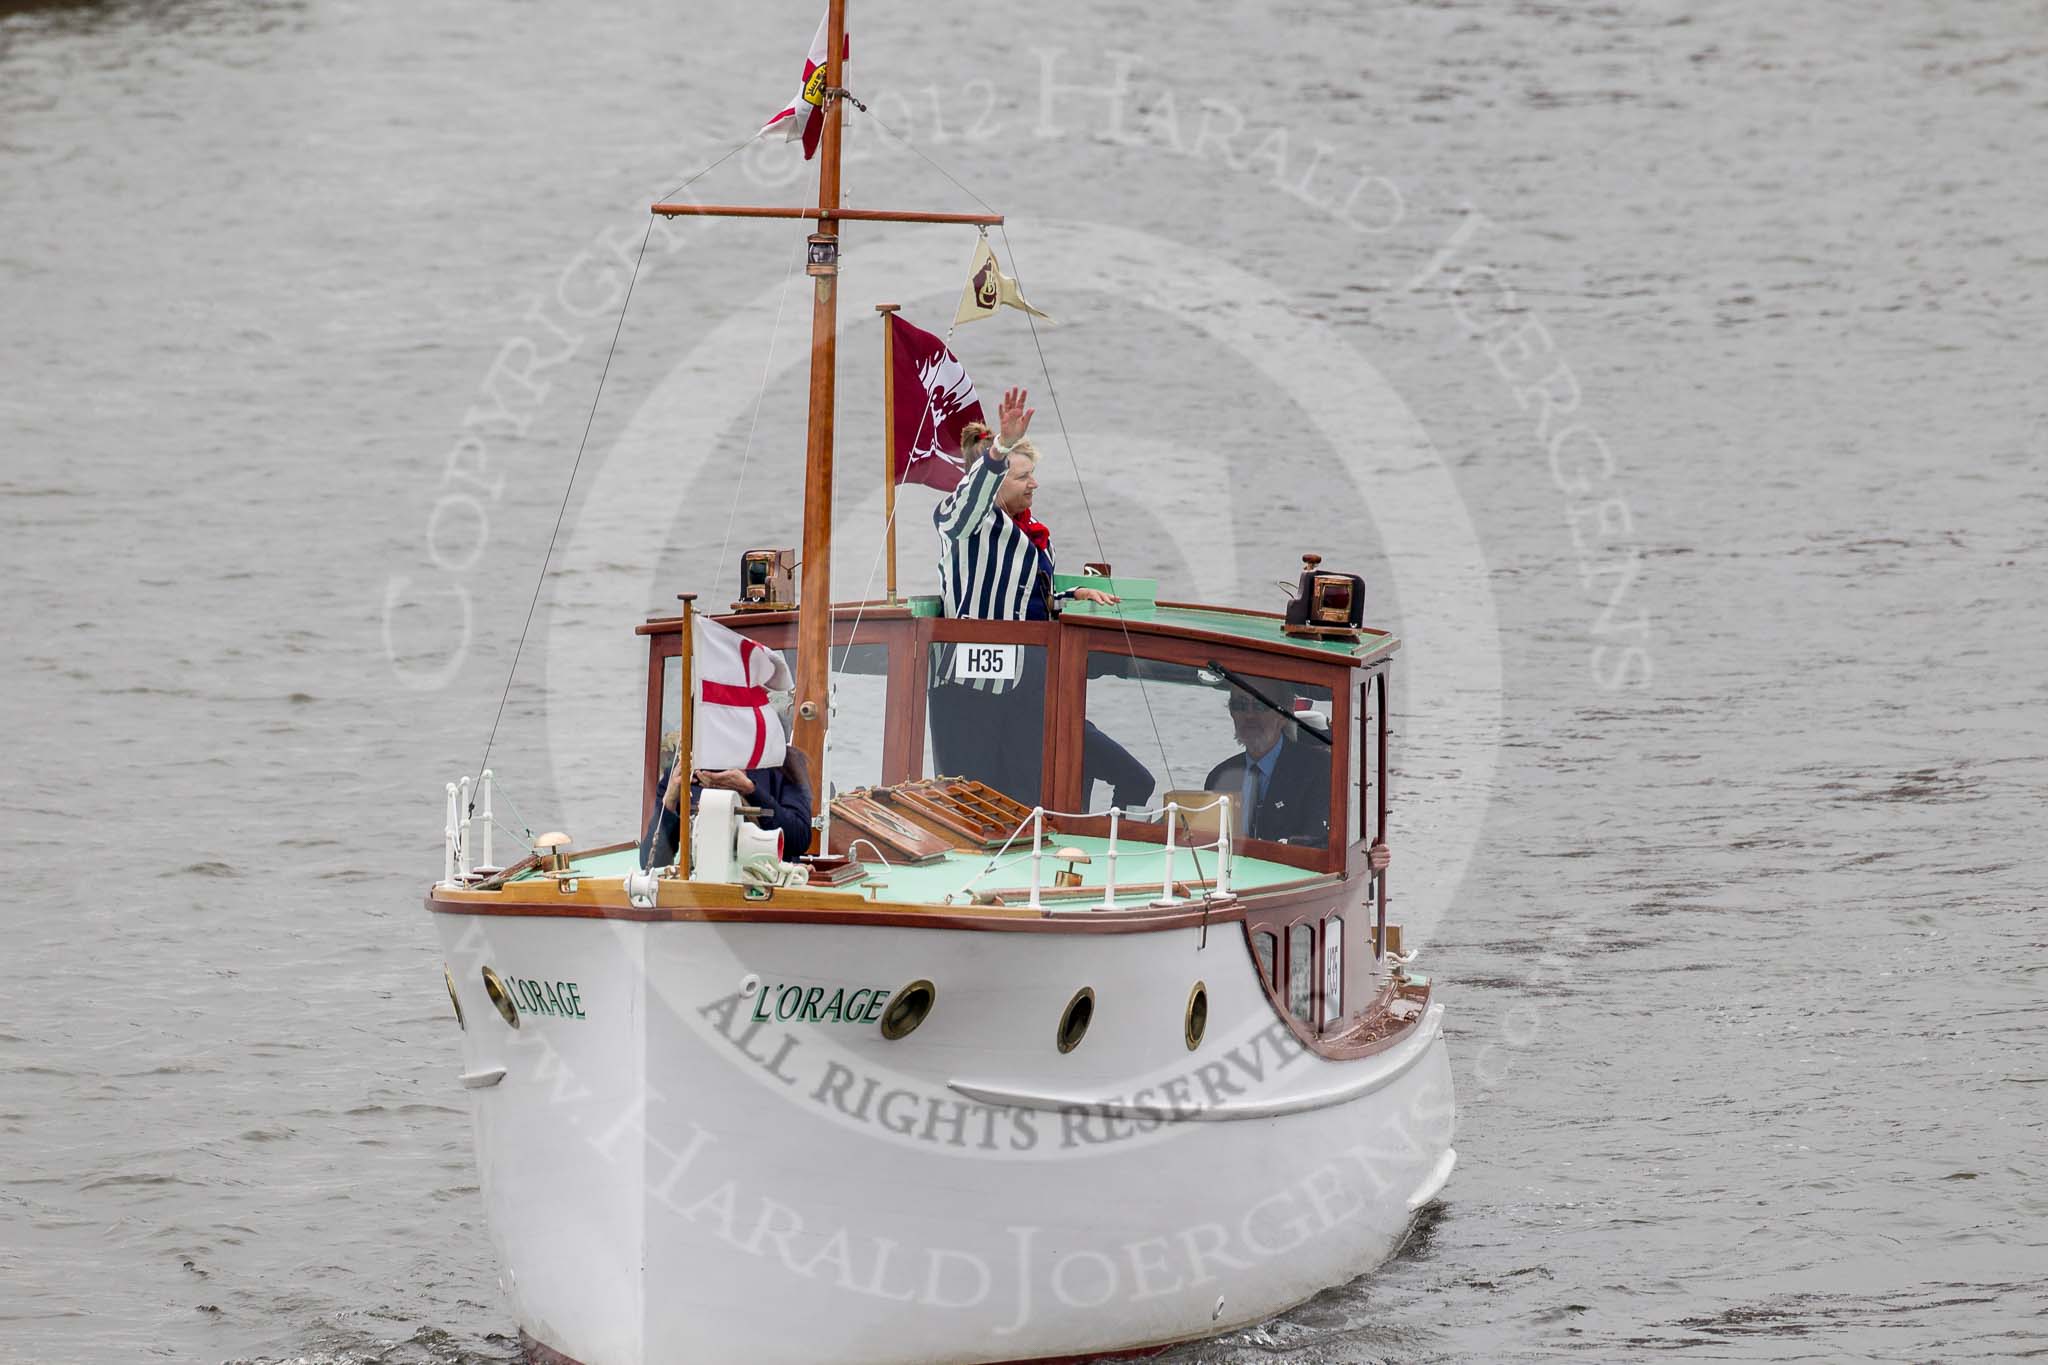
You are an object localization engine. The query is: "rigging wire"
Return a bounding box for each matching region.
[470,213,656,798]
[467,129,759,805]
[652,133,759,204]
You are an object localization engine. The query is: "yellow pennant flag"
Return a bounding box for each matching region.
[953,237,1054,326]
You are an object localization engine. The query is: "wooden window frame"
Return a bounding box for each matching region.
[639,607,1372,880]
[1053,634,1354,875]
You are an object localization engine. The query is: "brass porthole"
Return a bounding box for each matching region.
[1184,981,1208,1051]
[880,979,936,1041]
[445,967,465,1030]
[1057,986,1096,1055]
[480,967,520,1029]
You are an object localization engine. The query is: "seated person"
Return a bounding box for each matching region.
[1202,679,1331,846]
[640,747,813,870]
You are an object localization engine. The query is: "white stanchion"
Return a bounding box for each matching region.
[457,776,473,880]
[1028,808,1045,910]
[1157,803,1180,906]
[1215,795,1232,897]
[442,782,458,885]
[1101,807,1120,910]
[479,769,495,870]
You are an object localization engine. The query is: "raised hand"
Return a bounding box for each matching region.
[998,386,1034,445]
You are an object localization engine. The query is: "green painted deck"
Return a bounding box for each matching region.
[535,833,1318,907]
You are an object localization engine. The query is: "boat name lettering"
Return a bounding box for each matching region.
[750,983,892,1025]
[506,975,585,1020]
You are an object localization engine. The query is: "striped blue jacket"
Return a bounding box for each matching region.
[933,451,1050,693]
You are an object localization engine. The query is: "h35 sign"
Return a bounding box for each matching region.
[954,643,1020,683]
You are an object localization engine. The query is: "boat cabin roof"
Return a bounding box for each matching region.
[636,577,1397,668]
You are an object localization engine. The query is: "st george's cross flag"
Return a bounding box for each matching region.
[689,616,793,770]
[759,12,848,161]
[887,313,986,492]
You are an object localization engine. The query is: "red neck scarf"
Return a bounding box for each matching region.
[1010,506,1051,552]
[1011,507,1056,548]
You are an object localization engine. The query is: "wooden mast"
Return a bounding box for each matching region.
[791,0,849,781]
[677,593,695,878]
[649,0,1002,784]
[876,302,901,603]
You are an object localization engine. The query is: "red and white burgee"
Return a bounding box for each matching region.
[692,616,792,770]
[759,12,848,161]
[888,312,986,493]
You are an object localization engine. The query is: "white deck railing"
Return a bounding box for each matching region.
[441,769,495,885]
[956,796,1234,913]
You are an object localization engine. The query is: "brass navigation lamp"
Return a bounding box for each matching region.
[1281,553,1366,641]
[733,548,797,612]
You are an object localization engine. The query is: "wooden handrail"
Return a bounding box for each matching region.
[651,203,1004,225]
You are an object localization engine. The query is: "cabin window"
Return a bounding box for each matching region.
[1081,652,1336,851]
[1252,929,1277,991]
[660,654,684,774]
[1322,914,1344,1026]
[779,643,890,793]
[1286,923,1314,1025]
[924,642,1048,807]
[1359,671,1386,845]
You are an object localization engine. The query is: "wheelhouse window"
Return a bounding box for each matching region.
[782,642,890,795]
[1252,929,1277,992]
[1080,651,1337,852]
[924,641,1048,807]
[1359,669,1385,846]
[1286,922,1314,1025]
[1322,913,1344,1027]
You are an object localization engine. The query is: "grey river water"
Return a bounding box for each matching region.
[3,1,2044,1361]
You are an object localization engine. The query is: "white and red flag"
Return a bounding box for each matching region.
[690,616,792,770]
[887,313,986,492]
[759,12,847,161]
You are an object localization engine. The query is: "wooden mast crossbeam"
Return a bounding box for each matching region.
[651,204,1003,225]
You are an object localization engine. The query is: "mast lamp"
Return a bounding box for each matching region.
[805,234,838,277]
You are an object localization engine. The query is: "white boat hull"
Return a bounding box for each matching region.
[438,910,1454,1365]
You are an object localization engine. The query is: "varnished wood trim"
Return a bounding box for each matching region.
[924,617,1059,644]
[421,875,1367,936]
[649,204,1006,226]
[636,602,915,635]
